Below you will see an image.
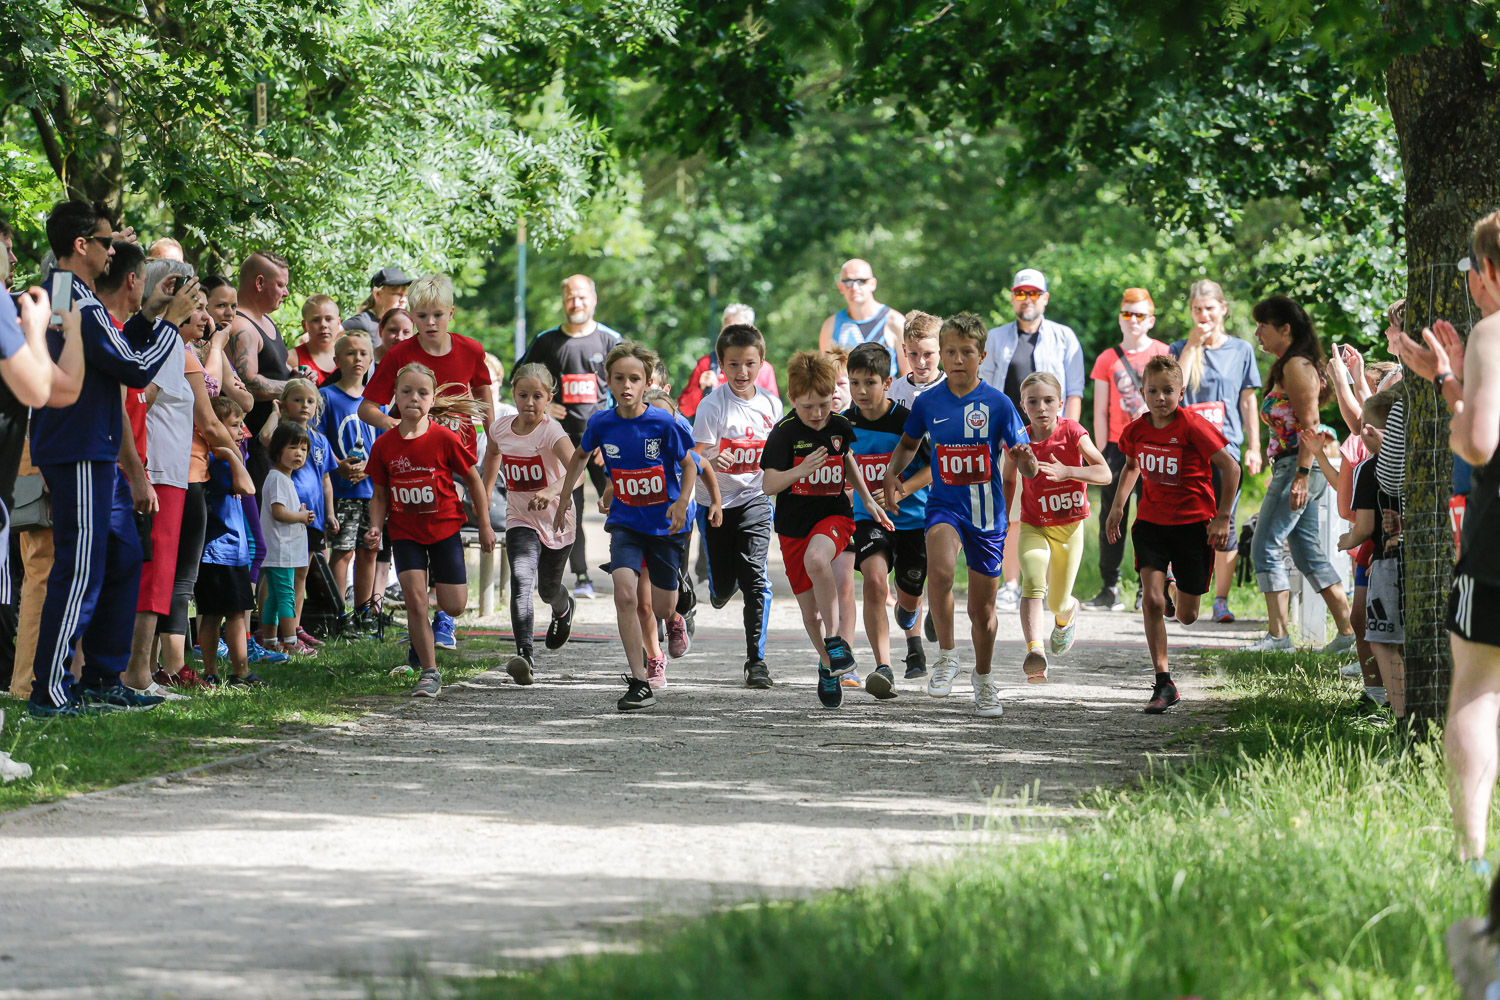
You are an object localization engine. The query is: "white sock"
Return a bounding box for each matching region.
[1365,685,1387,705]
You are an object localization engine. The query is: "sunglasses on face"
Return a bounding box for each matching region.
[1120,311,1153,321]
[1013,289,1043,301]
[839,277,872,288]
[86,235,115,250]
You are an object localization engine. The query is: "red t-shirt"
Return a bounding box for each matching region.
[1018,418,1092,528]
[363,333,492,460]
[367,422,472,544]
[293,343,337,382]
[110,314,151,477]
[1089,340,1170,443]
[1116,407,1228,525]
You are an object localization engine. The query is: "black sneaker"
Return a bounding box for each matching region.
[506,653,535,686]
[744,659,773,689]
[545,594,575,650]
[227,672,267,688]
[904,646,928,679]
[618,674,655,711]
[824,636,857,677]
[817,665,843,709]
[1134,588,1144,612]
[407,644,421,669]
[865,664,898,700]
[1144,681,1180,714]
[410,669,442,698]
[1083,586,1123,612]
[1164,592,1177,622]
[923,611,937,642]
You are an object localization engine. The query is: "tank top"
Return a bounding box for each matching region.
[238,310,292,436]
[1260,389,1299,460]
[831,306,897,376]
[1459,423,1500,586]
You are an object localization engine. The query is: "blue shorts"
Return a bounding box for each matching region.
[1354,562,1370,588]
[608,526,683,591]
[927,509,1006,579]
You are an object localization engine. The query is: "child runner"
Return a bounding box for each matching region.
[763,350,893,709]
[823,346,863,689]
[1002,372,1111,682]
[260,423,314,658]
[1105,355,1241,713]
[197,397,266,687]
[365,363,495,697]
[320,331,383,632]
[887,309,946,651]
[845,342,932,698]
[885,312,1038,718]
[483,363,577,685]
[691,323,783,689]
[552,342,697,711]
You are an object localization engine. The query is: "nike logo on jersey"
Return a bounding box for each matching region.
[933,417,949,424]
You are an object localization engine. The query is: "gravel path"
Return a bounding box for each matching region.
[0,517,1266,1000]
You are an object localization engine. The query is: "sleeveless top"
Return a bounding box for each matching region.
[238,310,292,435]
[832,305,897,376]
[1260,389,1299,460]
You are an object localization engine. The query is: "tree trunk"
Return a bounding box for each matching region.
[1385,31,1500,719]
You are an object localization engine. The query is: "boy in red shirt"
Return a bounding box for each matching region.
[1105,355,1240,714]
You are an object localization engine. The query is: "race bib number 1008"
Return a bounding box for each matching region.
[791,455,845,496]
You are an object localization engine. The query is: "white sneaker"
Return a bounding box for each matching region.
[997,581,1021,611]
[1241,633,1293,653]
[928,649,963,698]
[1339,661,1364,677]
[973,672,1004,718]
[1321,632,1357,656]
[128,681,190,702]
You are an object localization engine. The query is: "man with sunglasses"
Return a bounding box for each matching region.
[819,259,910,378]
[978,268,1085,610]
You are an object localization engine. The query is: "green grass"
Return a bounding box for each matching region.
[0,630,508,813]
[438,649,1481,1000]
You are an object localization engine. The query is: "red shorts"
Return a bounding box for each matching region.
[778,516,855,595]
[137,484,186,615]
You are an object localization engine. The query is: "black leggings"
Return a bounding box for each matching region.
[506,527,573,656]
[161,481,207,636]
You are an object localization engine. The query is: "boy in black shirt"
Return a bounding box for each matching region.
[763,350,892,708]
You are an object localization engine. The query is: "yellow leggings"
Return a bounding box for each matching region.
[1018,520,1086,616]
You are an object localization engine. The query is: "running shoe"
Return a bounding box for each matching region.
[431,611,457,650]
[573,577,596,600]
[1164,592,1177,623]
[191,639,230,660]
[840,669,862,689]
[823,636,857,677]
[894,603,919,633]
[283,640,318,658]
[973,672,1004,718]
[27,697,99,718]
[126,681,189,702]
[226,672,267,688]
[1049,604,1078,656]
[1340,661,1365,678]
[1212,597,1235,623]
[1083,586,1124,612]
[545,595,576,650]
[158,667,212,690]
[296,627,324,648]
[645,656,668,690]
[928,649,962,698]
[903,646,928,679]
[202,675,222,686]
[924,611,937,643]
[817,665,843,709]
[406,643,421,669]
[997,581,1021,611]
[744,659,773,689]
[410,668,442,698]
[1134,587,1144,612]
[82,685,163,711]
[1022,648,1049,684]
[618,674,655,711]
[248,638,289,664]
[1144,680,1180,714]
[865,664,898,700]
[1322,632,1357,656]
[506,653,535,686]
[1241,633,1293,653]
[666,615,691,659]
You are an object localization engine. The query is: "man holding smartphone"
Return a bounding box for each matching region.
[26,200,197,718]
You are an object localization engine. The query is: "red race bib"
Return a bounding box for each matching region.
[857,453,892,493]
[719,437,765,475]
[502,453,548,491]
[935,444,991,486]
[1138,443,1182,486]
[611,466,668,507]
[791,455,845,496]
[1186,401,1226,428]
[561,373,598,405]
[1452,494,1467,555]
[1028,483,1090,527]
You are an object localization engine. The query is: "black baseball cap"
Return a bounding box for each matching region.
[370,266,412,288]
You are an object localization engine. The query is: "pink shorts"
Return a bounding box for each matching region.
[137,484,185,615]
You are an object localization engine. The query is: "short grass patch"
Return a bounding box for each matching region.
[0,629,508,813]
[439,647,1482,1000]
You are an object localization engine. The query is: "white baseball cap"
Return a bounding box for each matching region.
[1012,268,1048,292]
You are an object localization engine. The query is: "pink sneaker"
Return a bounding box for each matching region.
[296,627,324,648]
[666,614,691,659]
[283,640,318,658]
[645,656,668,690]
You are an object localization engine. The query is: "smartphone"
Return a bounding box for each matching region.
[1331,342,1354,385]
[49,270,73,325]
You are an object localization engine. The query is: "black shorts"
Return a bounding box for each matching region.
[1450,571,1500,647]
[1132,518,1213,596]
[391,532,467,586]
[307,526,326,553]
[852,521,928,598]
[195,563,256,616]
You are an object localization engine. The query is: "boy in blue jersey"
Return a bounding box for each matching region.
[321,331,383,627]
[553,342,699,712]
[846,342,933,698]
[885,312,1038,719]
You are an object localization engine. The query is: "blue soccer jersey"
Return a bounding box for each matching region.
[848,401,928,531]
[903,381,1027,533]
[321,383,382,500]
[580,405,695,535]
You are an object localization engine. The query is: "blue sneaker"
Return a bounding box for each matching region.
[823,636,857,678]
[817,665,843,709]
[894,604,919,633]
[248,637,289,664]
[432,611,457,650]
[82,685,163,711]
[190,639,230,660]
[27,697,95,718]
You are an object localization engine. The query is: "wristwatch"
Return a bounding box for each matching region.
[1436,371,1451,390]
[1296,466,1312,476]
